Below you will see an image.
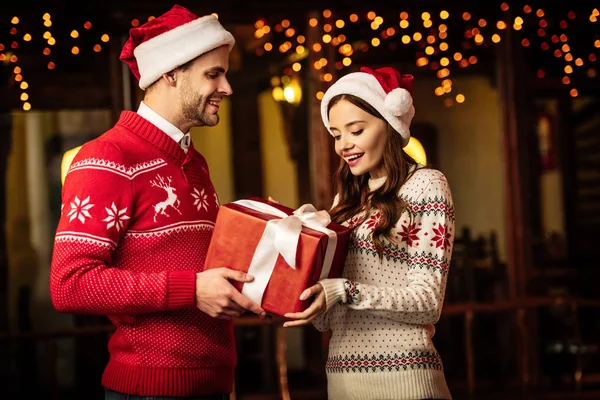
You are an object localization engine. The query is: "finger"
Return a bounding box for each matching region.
[222,269,254,282]
[221,306,244,317]
[268,196,280,204]
[283,319,310,328]
[284,302,319,319]
[230,290,266,318]
[299,287,314,301]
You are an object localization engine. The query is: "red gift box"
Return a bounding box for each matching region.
[204,197,351,317]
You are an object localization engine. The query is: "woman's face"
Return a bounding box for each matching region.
[329,99,388,179]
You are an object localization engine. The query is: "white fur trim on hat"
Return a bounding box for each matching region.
[134,15,235,89]
[320,72,414,146]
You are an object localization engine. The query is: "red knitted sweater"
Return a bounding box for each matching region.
[50,111,235,396]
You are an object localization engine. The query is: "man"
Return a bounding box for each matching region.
[49,5,265,400]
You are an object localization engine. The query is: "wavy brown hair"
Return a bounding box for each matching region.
[328,94,418,255]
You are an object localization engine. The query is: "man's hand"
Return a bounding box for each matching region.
[282,283,326,327]
[196,268,266,320]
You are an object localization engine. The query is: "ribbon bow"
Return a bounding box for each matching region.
[232,200,338,306]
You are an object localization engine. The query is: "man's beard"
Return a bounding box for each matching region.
[180,85,219,127]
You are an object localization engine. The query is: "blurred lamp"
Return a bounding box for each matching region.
[403,137,427,165]
[61,145,82,185]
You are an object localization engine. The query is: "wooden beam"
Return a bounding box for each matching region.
[306,11,338,210]
[496,15,536,391]
[229,58,264,199]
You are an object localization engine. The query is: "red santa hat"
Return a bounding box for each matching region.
[120,5,235,90]
[320,66,415,146]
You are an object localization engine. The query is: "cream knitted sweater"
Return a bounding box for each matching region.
[315,168,454,400]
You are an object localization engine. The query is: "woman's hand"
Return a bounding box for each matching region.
[283,283,326,327]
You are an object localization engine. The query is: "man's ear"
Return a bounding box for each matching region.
[162,70,177,87]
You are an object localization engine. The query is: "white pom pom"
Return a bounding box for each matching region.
[384,88,412,116]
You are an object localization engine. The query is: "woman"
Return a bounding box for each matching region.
[284,66,454,400]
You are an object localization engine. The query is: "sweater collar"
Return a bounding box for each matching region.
[117,111,186,163]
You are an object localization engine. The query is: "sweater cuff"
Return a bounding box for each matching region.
[319,278,347,311]
[166,271,197,310]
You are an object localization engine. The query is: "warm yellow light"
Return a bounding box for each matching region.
[72,46,80,55]
[343,57,352,66]
[439,42,448,51]
[272,86,284,102]
[367,11,376,20]
[309,18,318,27]
[422,12,431,20]
[48,37,56,45]
[23,102,31,111]
[322,34,332,43]
[292,62,301,72]
[11,16,19,24]
[23,34,32,41]
[399,20,409,29]
[575,58,583,66]
[434,87,444,96]
[497,21,507,29]
[403,137,427,166]
[20,81,28,89]
[283,79,302,105]
[515,16,524,25]
[316,91,324,100]
[20,93,28,101]
[564,65,573,74]
[61,146,82,185]
[336,19,345,28]
[43,13,51,20]
[456,94,465,103]
[402,35,411,44]
[211,13,218,19]
[425,46,434,55]
[492,34,501,43]
[440,11,449,19]
[43,31,51,39]
[13,66,21,74]
[71,30,79,38]
[440,57,449,66]
[101,34,110,42]
[423,20,432,28]
[371,38,380,47]
[413,32,422,41]
[44,20,52,27]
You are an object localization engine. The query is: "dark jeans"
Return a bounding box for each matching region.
[104,389,229,400]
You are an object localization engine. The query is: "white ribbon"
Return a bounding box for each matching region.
[232,200,338,306]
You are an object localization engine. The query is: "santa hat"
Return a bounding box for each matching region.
[120,5,235,90]
[320,66,415,146]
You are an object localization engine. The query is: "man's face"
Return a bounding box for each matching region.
[177,45,232,127]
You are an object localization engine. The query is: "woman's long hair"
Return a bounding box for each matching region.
[328,94,418,255]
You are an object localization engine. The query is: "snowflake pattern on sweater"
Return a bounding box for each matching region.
[314,168,455,400]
